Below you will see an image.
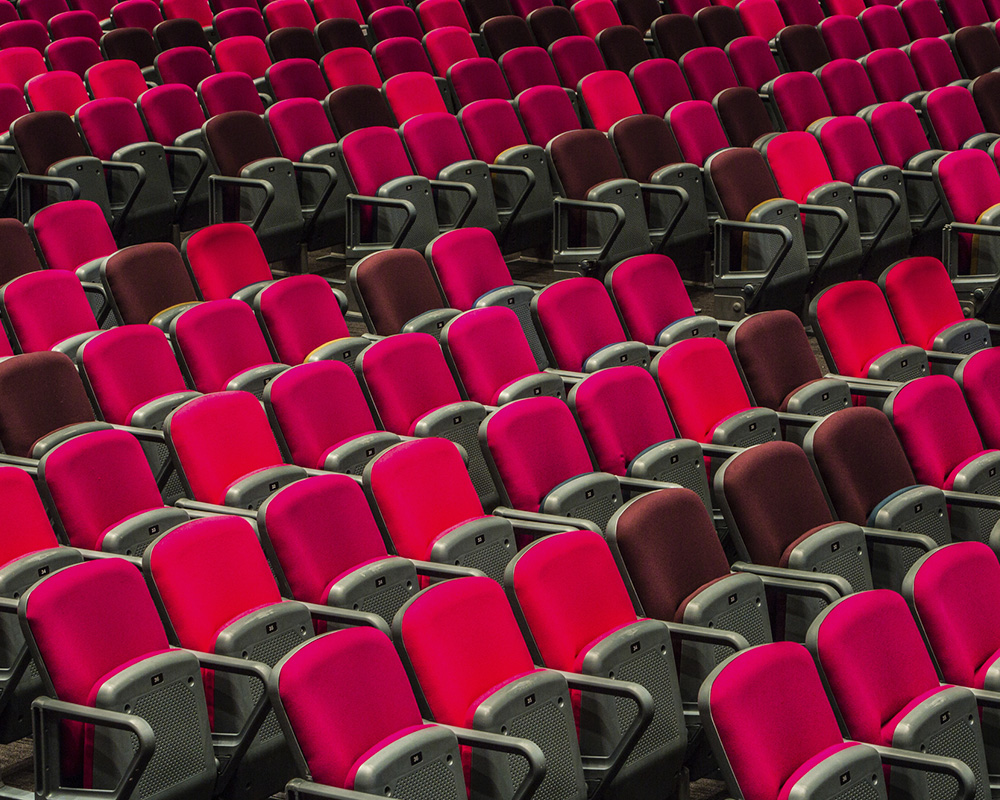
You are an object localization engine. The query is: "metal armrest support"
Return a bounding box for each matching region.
[33,696,155,800]
[109,425,165,445]
[301,602,390,636]
[860,527,937,553]
[487,163,534,223]
[901,169,942,231]
[823,374,897,398]
[101,161,146,239]
[748,572,844,605]
[713,219,794,312]
[285,780,386,800]
[616,475,682,496]
[442,725,546,800]
[926,351,965,366]
[797,203,850,273]
[730,562,853,596]
[346,193,417,253]
[490,507,602,534]
[553,196,626,264]
[851,186,901,257]
[640,182,690,247]
[968,687,1000,710]
[162,145,207,217]
[552,671,653,795]
[428,179,477,229]
[192,652,270,794]
[869,745,976,800]
[776,411,821,429]
[0,455,37,474]
[409,561,488,581]
[15,174,79,221]
[663,620,749,654]
[172,498,256,520]
[208,175,275,231]
[292,162,336,240]
[699,443,741,460]
[942,490,1000,511]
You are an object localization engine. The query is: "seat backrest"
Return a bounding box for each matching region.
[935,149,1000,226]
[45,37,103,78]
[459,98,529,163]
[736,0,785,39]
[655,337,751,443]
[863,46,921,103]
[726,34,780,89]
[0,351,96,458]
[25,70,89,115]
[29,199,116,272]
[607,486,730,622]
[956,347,1000,451]
[266,58,330,102]
[899,0,948,37]
[514,84,581,146]
[384,72,448,124]
[264,360,381,470]
[38,428,165,550]
[102,242,198,325]
[214,7,267,39]
[78,324,189,426]
[272,627,430,789]
[449,57,512,105]
[51,8,102,40]
[369,4,422,39]
[110,0,163,31]
[340,124,416,198]
[924,86,986,151]
[804,406,920,525]
[665,100,728,168]
[10,109,87,175]
[85,58,146,101]
[549,34,605,89]
[200,71,267,116]
[326,85,398,136]
[0,218,42,284]
[765,131,837,203]
[172,300,276,393]
[321,46,381,90]
[814,115,884,184]
[547,127,623,198]
[595,25,650,73]
[696,4,745,46]
[680,45,739,103]
[481,395,595,511]
[705,146,781,222]
[808,590,943,746]
[500,44,561,94]
[351,248,446,336]
[264,0,316,26]
[885,374,986,489]
[424,25,478,75]
[213,35,271,81]
[267,25,324,61]
[506,529,640,669]
[880,257,965,352]
[775,23,830,72]
[162,0,212,25]
[0,46,46,87]
[954,23,1000,78]
[366,438,485,560]
[572,0,620,37]
[775,0,823,24]
[137,82,206,145]
[419,0,472,31]
[651,13,704,60]
[427,227,512,310]
[204,108,281,173]
[527,5,577,49]
[712,85,773,147]
[441,307,542,405]
[481,14,534,58]
[768,71,831,132]
[373,36,436,78]
[729,310,823,412]
[265,98,336,163]
[859,4,909,48]
[817,58,876,116]
[165,391,285,503]
[604,253,694,344]
[255,274,350,365]
[1,270,97,353]
[578,69,640,131]
[155,45,216,89]
[906,541,1000,689]
[358,333,462,434]
[155,16,211,51]
[630,57,692,118]
[972,72,1000,133]
[532,276,628,371]
[183,222,273,300]
[810,280,907,378]
[0,466,61,565]
[76,96,151,160]
[701,642,851,800]
[864,101,931,170]
[570,365,677,476]
[0,84,28,136]
[818,13,869,60]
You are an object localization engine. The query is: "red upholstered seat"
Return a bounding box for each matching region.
[0,271,97,353]
[956,347,1000,450]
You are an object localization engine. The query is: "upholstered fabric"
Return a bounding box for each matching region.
[707,146,779,221]
[428,227,514,311]
[973,72,1000,132]
[899,0,948,37]
[12,109,88,174]
[204,110,279,176]
[571,366,677,476]
[137,83,206,145]
[630,58,692,118]
[267,58,330,102]
[606,254,694,344]
[776,24,830,71]
[697,5,745,46]
[819,14,869,59]
[549,35,606,90]
[26,71,90,115]
[0,48,46,91]
[572,0,620,37]
[812,281,906,378]
[2,270,97,352]
[925,87,987,151]
[184,222,273,300]
[79,325,189,425]
[865,101,931,170]
[811,591,942,746]
[214,8,268,40]
[214,36,271,82]
[360,333,462,435]
[401,112,474,178]
[515,84,581,146]
[0,85,28,138]
[713,87,773,147]
[200,73,266,116]
[527,6,577,49]
[720,442,834,565]
[864,47,922,103]
[652,13,705,60]
[397,576,537,727]
[483,396,594,512]
[596,25,650,73]
[256,275,350,365]
[326,86,397,136]
[860,6,909,49]
[579,70,641,132]
[533,276,628,371]
[266,361,379,469]
[419,0,471,31]
[31,199,115,272]
[882,257,964,351]
[166,391,285,504]
[384,73,447,124]
[666,100,729,166]
[322,47,381,89]
[370,5,422,40]
[368,438,485,560]
[776,0,823,26]
[727,35,780,90]
[450,58,512,105]
[264,0,316,28]
[736,0,784,40]
[816,115,883,184]
[610,115,685,182]
[731,311,823,411]
[460,98,530,164]
[656,337,751,443]
[706,642,848,800]
[769,74,831,132]
[955,24,1000,78]
[374,36,434,78]
[353,249,446,336]
[424,26,478,75]
[818,60,877,117]
[501,45,561,95]
[0,466,60,566]
[681,46,739,103]
[957,347,1000,450]
[86,58,147,102]
[155,46,214,89]
[340,125,413,197]
[276,628,426,789]
[0,351,95,457]
[103,242,198,325]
